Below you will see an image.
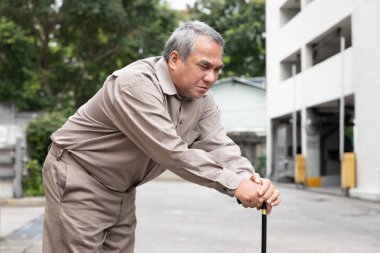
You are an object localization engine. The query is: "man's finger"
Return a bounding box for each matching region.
[270,198,281,207]
[261,183,276,202]
[250,173,262,184]
[267,189,281,206]
[242,202,249,208]
[269,193,281,207]
[259,178,272,196]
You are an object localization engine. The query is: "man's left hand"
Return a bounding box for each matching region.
[250,173,281,214]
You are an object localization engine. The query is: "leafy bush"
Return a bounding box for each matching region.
[26,112,67,164]
[256,155,267,177]
[23,112,67,196]
[23,159,44,196]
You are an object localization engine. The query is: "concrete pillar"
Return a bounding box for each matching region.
[305,109,320,178]
[14,138,23,198]
[301,108,308,157]
[266,119,273,178]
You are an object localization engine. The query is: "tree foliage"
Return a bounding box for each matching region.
[189,0,266,78]
[24,111,68,196]
[0,0,179,111]
[26,112,67,163]
[0,0,266,110]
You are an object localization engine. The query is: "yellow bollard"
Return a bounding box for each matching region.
[307,177,321,187]
[341,152,356,188]
[294,154,306,185]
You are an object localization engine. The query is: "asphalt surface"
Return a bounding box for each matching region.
[1,181,380,253]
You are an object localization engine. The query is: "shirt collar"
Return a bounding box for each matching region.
[155,57,178,97]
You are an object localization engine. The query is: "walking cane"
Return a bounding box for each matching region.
[236,200,267,253]
[261,202,267,253]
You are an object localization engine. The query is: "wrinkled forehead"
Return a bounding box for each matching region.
[190,35,223,63]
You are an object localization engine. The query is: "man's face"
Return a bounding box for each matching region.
[168,35,224,99]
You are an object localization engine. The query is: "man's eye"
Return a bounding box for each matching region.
[200,65,209,70]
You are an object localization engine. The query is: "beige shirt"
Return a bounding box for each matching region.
[52,57,255,196]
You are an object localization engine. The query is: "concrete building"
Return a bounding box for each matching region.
[212,77,267,173]
[266,0,380,200]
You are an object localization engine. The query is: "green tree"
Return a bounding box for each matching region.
[0,1,67,111]
[0,0,179,111]
[58,0,178,107]
[0,16,51,111]
[188,0,266,77]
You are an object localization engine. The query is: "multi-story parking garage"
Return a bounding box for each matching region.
[266,0,380,200]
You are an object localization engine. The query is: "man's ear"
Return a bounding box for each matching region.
[168,50,180,70]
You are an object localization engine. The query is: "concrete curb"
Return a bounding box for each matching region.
[0,197,45,207]
[0,171,180,208]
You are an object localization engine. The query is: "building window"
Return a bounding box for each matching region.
[280,0,301,26]
[307,16,352,66]
[280,50,301,81]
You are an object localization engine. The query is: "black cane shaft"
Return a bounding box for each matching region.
[261,202,267,253]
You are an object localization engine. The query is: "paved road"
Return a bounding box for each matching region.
[1,182,380,253]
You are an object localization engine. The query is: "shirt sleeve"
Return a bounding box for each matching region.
[108,79,243,196]
[190,92,256,181]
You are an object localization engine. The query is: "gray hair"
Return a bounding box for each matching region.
[163,21,224,62]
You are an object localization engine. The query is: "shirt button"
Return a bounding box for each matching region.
[199,171,202,175]
[226,182,230,187]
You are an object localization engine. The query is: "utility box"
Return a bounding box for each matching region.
[341,152,356,188]
[0,102,35,198]
[0,138,23,198]
[0,146,16,178]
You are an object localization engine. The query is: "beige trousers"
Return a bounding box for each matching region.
[42,144,136,253]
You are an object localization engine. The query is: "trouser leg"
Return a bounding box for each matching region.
[102,189,137,253]
[42,151,137,253]
[42,152,65,252]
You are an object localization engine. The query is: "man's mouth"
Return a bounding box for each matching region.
[197,86,209,92]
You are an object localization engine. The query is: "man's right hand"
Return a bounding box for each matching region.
[233,178,262,208]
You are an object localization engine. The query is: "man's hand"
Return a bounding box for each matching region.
[250,173,281,214]
[234,179,262,208]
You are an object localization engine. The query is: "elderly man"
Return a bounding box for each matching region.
[42,21,280,252]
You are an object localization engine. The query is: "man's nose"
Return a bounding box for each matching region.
[203,70,217,84]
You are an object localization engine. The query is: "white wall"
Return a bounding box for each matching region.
[212,83,266,132]
[267,0,362,118]
[269,48,355,118]
[350,0,380,200]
